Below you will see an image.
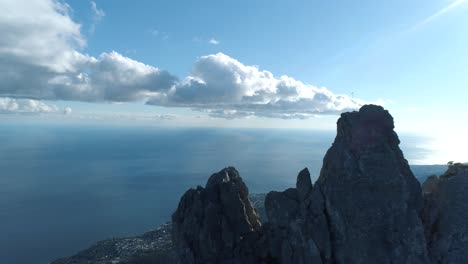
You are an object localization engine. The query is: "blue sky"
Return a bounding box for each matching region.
[72,0,468,106]
[0,0,467,162]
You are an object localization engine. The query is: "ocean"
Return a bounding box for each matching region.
[0,124,438,264]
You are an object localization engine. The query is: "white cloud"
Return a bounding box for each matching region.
[0,0,366,119]
[91,1,105,20]
[0,0,85,73]
[51,51,178,102]
[90,1,105,33]
[147,53,363,118]
[0,0,177,102]
[0,97,58,113]
[209,38,220,45]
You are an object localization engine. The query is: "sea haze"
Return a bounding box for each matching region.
[0,124,439,264]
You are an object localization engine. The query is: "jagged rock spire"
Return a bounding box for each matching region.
[316,104,428,263]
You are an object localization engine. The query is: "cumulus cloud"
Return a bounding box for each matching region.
[0,0,178,103]
[0,0,365,119]
[51,51,178,102]
[0,0,84,73]
[0,97,58,113]
[147,53,363,118]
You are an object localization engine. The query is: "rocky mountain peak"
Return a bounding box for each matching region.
[52,105,468,264]
[336,104,398,154]
[317,104,428,263]
[296,167,312,202]
[170,105,467,264]
[171,167,262,263]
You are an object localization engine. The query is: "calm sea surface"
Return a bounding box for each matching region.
[0,124,433,264]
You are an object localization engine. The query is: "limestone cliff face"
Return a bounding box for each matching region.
[172,105,467,264]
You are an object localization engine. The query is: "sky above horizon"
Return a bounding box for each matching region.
[0,0,467,163]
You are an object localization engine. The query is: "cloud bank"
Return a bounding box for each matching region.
[0,97,58,113]
[0,0,364,119]
[148,53,363,118]
[0,0,178,103]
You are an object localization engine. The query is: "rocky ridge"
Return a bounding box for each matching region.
[53,105,468,264]
[172,105,468,264]
[171,167,263,263]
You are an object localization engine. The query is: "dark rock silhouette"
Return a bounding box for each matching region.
[264,168,329,263]
[172,105,468,264]
[260,105,428,263]
[172,105,434,264]
[314,104,428,263]
[171,167,264,264]
[422,163,468,263]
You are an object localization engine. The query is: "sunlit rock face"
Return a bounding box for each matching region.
[422,164,468,264]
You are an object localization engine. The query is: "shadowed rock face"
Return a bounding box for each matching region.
[171,105,467,264]
[316,105,428,263]
[50,105,468,264]
[264,168,329,264]
[171,167,263,264]
[261,105,428,264]
[422,164,468,264]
